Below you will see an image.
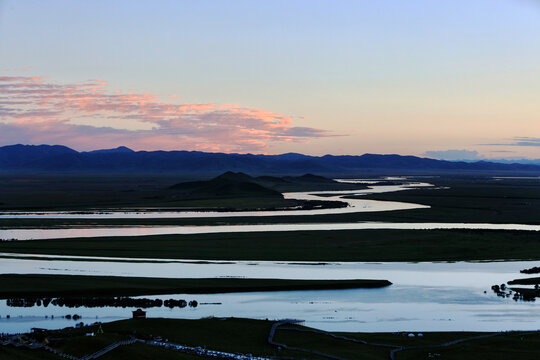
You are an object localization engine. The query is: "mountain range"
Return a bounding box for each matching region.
[1,144,539,175]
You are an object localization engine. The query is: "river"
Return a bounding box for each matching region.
[1,180,538,334]
[0,256,538,333]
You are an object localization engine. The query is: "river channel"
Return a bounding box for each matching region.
[1,180,538,334]
[1,182,540,240]
[0,183,431,219]
[1,257,538,334]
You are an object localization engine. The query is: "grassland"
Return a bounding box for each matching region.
[395,332,540,360]
[0,274,390,298]
[3,318,540,360]
[0,173,355,212]
[352,176,540,225]
[508,277,540,285]
[2,175,540,359]
[3,176,538,265]
[2,228,540,262]
[1,175,540,229]
[0,346,60,360]
[99,343,204,360]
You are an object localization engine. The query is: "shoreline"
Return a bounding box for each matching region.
[0,274,392,299]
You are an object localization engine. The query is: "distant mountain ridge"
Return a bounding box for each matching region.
[86,146,135,154]
[1,144,540,175]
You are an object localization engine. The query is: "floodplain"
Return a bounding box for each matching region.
[1,173,540,359]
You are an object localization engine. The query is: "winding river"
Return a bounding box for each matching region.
[1,222,539,241]
[1,255,539,333]
[1,182,539,240]
[0,183,431,219]
[1,179,539,334]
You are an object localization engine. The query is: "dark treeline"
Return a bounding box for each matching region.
[6,297,199,309]
[520,266,540,274]
[491,284,537,302]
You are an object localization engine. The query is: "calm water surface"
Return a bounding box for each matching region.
[1,257,539,333]
[2,222,539,241]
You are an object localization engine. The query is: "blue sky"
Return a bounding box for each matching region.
[1,0,539,158]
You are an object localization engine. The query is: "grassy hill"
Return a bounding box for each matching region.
[169,171,352,198]
[170,171,284,199]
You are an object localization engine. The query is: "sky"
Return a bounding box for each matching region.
[1,0,540,159]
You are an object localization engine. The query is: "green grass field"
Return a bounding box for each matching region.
[3,318,540,360]
[0,346,60,360]
[0,173,356,212]
[0,274,390,298]
[2,228,539,262]
[2,176,540,358]
[1,176,539,228]
[99,343,204,360]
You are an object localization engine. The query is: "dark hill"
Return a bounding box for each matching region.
[284,174,337,183]
[170,172,283,199]
[213,171,254,183]
[256,176,290,183]
[254,176,293,188]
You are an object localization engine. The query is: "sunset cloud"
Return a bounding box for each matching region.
[482,137,540,148]
[0,76,333,152]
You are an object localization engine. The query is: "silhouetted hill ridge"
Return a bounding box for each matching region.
[86,146,134,154]
[170,171,283,198]
[1,144,539,174]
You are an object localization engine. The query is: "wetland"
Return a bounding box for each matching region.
[1,173,540,358]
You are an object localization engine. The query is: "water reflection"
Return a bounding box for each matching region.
[0,258,539,333]
[0,256,534,287]
[2,285,539,334]
[1,222,540,241]
[5,297,200,309]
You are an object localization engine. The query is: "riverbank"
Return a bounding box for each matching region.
[0,173,364,212]
[0,274,391,298]
[2,177,539,228]
[2,229,540,262]
[2,318,540,360]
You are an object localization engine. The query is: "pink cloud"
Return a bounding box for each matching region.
[0,75,335,152]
